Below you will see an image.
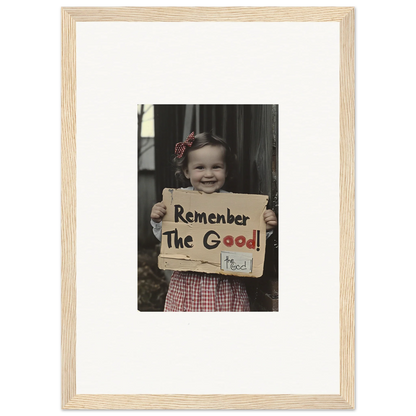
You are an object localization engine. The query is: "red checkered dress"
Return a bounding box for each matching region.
[164,271,250,312]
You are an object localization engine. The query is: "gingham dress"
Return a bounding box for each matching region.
[164,271,250,312]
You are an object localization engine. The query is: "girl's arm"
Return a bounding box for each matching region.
[150,202,167,241]
[150,219,162,241]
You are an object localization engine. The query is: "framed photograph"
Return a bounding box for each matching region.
[139,105,279,312]
[62,7,354,409]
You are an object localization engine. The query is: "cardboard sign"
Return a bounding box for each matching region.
[158,188,268,277]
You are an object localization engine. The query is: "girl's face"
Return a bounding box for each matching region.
[184,145,227,194]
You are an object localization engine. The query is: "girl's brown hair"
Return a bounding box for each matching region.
[174,132,236,188]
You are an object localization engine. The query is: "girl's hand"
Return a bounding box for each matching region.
[264,209,277,231]
[151,202,167,223]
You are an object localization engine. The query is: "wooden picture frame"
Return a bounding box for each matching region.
[62,7,354,409]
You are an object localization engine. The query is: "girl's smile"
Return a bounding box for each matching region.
[184,145,227,194]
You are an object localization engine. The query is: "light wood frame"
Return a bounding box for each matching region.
[62,7,355,409]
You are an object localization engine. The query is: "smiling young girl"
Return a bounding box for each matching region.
[150,132,277,312]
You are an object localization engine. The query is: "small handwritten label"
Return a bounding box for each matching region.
[220,251,253,274]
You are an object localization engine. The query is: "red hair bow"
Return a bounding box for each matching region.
[175,132,195,158]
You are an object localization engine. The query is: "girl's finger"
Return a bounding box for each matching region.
[264,212,276,220]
